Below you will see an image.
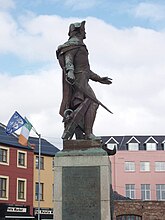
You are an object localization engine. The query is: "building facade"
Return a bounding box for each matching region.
[0,123,34,219]
[29,137,59,220]
[102,135,165,201]
[113,200,165,220]
[0,123,59,219]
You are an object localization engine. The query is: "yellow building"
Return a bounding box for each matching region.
[30,137,59,220]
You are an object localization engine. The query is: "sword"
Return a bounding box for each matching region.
[67,79,113,114]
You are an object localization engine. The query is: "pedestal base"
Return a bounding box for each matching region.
[54,142,112,220]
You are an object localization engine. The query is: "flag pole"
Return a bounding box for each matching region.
[38,133,41,220]
[32,127,41,220]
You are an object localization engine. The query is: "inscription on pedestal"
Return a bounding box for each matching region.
[62,166,101,220]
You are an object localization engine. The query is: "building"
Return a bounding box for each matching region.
[102,135,165,201]
[112,191,165,219]
[113,200,165,220]
[0,122,60,219]
[0,123,34,219]
[31,137,59,220]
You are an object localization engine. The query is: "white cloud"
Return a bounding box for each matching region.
[134,2,165,21]
[0,0,15,10]
[0,12,18,53]
[1,14,165,149]
[0,12,82,62]
[0,68,63,148]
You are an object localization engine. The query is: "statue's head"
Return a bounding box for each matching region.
[68,21,86,39]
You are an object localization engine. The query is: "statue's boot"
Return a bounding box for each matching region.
[86,133,101,140]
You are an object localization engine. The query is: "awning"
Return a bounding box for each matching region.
[5,216,34,219]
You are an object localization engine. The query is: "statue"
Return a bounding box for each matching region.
[56,21,112,140]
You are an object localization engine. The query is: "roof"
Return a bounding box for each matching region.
[0,123,60,156]
[29,136,59,156]
[113,191,131,201]
[101,135,165,150]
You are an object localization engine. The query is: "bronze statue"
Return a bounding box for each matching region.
[56,21,112,140]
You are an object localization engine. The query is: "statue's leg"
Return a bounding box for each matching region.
[62,98,91,140]
[84,102,99,140]
[75,125,85,139]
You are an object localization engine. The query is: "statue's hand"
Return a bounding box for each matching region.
[99,77,112,85]
[66,70,75,84]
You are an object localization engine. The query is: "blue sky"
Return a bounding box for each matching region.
[11,0,165,29]
[1,0,165,75]
[1,0,165,148]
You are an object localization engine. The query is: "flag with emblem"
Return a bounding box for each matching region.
[18,117,33,146]
[6,111,26,134]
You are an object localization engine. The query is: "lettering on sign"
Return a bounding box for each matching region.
[35,209,53,215]
[7,207,27,213]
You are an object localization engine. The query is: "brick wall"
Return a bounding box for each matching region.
[113,200,165,220]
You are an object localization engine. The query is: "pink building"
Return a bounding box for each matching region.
[102,135,165,200]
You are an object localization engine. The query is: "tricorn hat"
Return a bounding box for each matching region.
[68,21,85,36]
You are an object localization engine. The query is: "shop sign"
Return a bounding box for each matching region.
[7,207,27,213]
[35,208,53,215]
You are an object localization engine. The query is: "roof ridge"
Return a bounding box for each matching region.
[0,122,6,129]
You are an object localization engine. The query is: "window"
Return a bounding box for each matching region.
[141,184,150,200]
[107,143,117,150]
[140,161,150,172]
[0,147,9,165]
[18,152,25,166]
[17,178,26,201]
[35,182,44,201]
[156,184,165,200]
[52,158,55,170]
[17,151,27,168]
[128,143,139,151]
[125,162,135,172]
[125,184,135,199]
[36,156,44,169]
[146,143,156,151]
[0,176,9,199]
[155,162,165,171]
[52,184,55,201]
[117,215,142,220]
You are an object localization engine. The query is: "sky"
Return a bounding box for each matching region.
[0,0,165,149]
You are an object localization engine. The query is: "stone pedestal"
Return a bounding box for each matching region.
[54,140,112,220]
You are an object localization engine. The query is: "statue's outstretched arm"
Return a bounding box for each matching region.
[89,70,112,85]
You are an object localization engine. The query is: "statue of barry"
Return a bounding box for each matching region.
[56,21,112,140]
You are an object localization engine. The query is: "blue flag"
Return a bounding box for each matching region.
[6,111,26,134]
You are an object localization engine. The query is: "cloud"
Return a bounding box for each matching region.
[0,12,83,62]
[0,12,18,53]
[1,14,165,149]
[0,68,63,147]
[1,12,164,66]
[0,12,60,61]
[0,0,15,10]
[133,2,165,21]
[86,17,165,70]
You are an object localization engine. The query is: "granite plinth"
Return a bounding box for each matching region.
[54,140,112,220]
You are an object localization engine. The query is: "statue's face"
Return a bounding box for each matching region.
[80,28,86,39]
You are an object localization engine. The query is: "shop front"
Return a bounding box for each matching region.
[0,204,34,220]
[34,208,53,220]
